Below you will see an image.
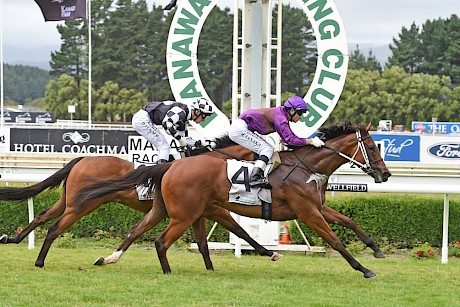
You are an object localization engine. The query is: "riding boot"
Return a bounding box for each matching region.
[249,167,272,189]
[157,159,169,164]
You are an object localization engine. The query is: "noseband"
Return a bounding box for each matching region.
[323,130,383,175]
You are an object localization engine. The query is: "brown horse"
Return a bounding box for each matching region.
[0,133,386,268]
[0,137,284,268]
[75,123,391,278]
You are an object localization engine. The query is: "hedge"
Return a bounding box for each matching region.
[1,190,459,248]
[0,189,229,243]
[290,194,460,248]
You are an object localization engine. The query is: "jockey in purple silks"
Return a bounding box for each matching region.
[229,96,325,189]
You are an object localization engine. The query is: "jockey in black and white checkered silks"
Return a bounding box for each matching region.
[132,98,213,163]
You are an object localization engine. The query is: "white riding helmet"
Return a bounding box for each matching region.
[192,98,213,114]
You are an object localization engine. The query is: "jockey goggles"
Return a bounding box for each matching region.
[295,109,308,116]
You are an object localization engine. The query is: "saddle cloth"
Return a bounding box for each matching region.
[227,159,272,206]
[134,161,156,201]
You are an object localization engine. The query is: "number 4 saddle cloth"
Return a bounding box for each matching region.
[226,153,280,206]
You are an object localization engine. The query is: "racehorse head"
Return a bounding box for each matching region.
[316,122,391,183]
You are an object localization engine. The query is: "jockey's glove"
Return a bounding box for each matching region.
[178,137,187,147]
[310,136,325,147]
[186,137,202,148]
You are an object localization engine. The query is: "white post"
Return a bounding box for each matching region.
[0,0,4,128]
[28,198,35,250]
[249,1,262,109]
[87,0,92,128]
[275,0,282,107]
[234,214,242,258]
[231,0,239,121]
[441,193,449,264]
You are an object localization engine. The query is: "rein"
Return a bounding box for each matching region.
[184,142,241,160]
[282,147,315,180]
[202,145,242,160]
[323,130,381,175]
[283,129,381,180]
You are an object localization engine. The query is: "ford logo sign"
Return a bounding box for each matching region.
[428,143,460,159]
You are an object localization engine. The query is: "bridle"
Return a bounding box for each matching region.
[323,129,383,175]
[283,129,382,180]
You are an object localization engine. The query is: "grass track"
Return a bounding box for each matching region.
[1,242,460,306]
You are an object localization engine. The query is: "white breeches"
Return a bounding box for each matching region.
[132,109,171,161]
[228,118,274,166]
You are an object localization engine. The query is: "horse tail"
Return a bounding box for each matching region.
[75,163,172,206]
[0,156,85,201]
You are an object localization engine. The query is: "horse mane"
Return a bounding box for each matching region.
[317,121,366,141]
[189,134,237,155]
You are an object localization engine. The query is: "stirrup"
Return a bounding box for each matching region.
[249,177,272,189]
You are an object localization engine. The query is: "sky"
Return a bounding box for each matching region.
[1,0,459,50]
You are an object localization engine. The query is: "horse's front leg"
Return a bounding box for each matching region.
[203,205,282,261]
[322,204,385,258]
[298,209,377,278]
[94,205,167,266]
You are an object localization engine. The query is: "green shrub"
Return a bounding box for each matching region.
[56,233,76,249]
[0,189,227,244]
[289,194,460,248]
[1,190,460,248]
[412,242,436,259]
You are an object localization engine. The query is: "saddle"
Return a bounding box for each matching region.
[226,153,280,220]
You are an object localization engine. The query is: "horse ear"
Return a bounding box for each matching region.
[365,123,372,132]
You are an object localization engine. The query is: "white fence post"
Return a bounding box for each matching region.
[27,197,34,250]
[442,194,449,264]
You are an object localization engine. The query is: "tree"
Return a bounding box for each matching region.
[3,64,55,105]
[274,5,315,94]
[388,22,422,73]
[142,5,175,101]
[443,15,460,84]
[198,7,234,108]
[326,67,460,128]
[44,74,81,119]
[92,81,147,122]
[349,46,382,72]
[388,15,460,84]
[50,20,87,83]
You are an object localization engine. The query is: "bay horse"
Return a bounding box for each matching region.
[0,137,283,268]
[0,132,386,268]
[75,123,391,278]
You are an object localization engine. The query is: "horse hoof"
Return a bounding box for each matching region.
[0,234,8,244]
[373,251,386,259]
[364,271,377,278]
[35,262,44,268]
[93,256,105,266]
[271,252,283,261]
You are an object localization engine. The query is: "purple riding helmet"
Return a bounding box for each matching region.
[284,96,308,112]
